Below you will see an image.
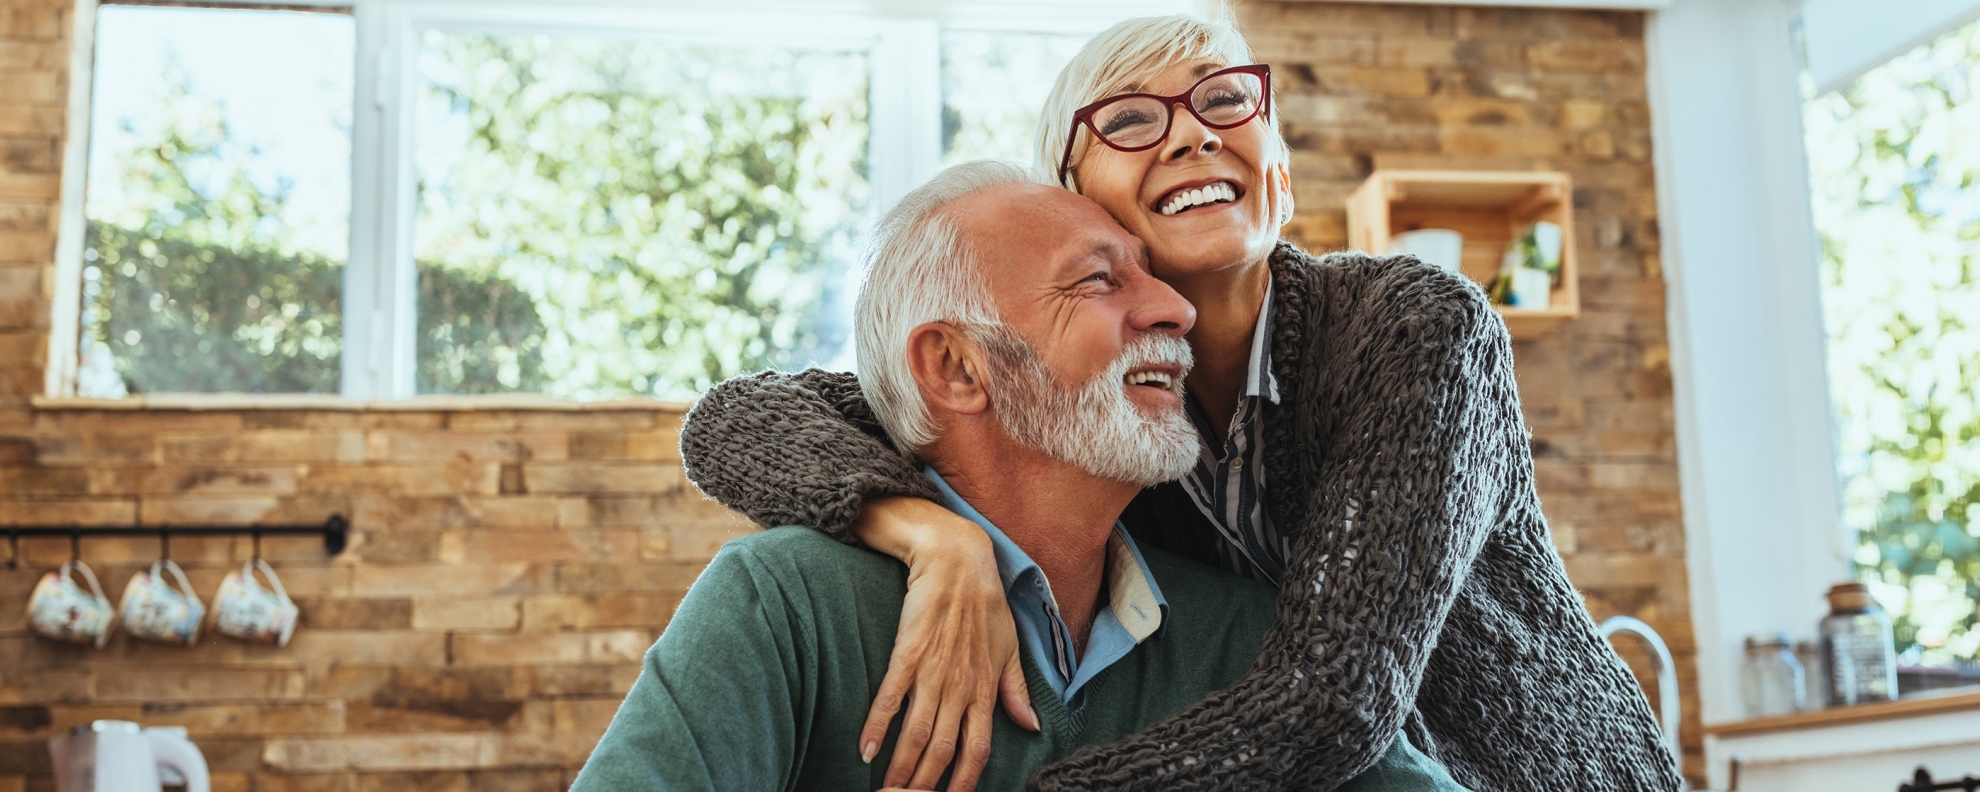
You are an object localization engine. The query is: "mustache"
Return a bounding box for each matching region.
[1098,334,1195,393]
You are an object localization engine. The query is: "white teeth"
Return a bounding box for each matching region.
[1159,182,1239,216]
[1125,371,1175,391]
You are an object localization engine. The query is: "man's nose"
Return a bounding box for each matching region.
[1127,273,1196,338]
[1163,101,1224,163]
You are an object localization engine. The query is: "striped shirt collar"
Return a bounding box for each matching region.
[1178,274,1288,585]
[1246,278,1281,405]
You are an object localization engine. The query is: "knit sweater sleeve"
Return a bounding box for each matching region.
[677,368,942,542]
[1030,257,1514,790]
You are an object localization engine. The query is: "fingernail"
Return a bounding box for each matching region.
[861,741,878,763]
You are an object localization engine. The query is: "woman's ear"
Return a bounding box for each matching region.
[1273,159,1295,227]
[906,322,991,417]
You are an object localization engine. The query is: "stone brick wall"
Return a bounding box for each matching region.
[0,0,1696,788]
[1239,0,1697,779]
[1,401,744,791]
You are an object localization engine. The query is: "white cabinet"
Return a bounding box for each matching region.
[1704,692,1980,791]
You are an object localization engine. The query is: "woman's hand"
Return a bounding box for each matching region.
[854,496,1039,791]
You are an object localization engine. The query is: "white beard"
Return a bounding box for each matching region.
[973,327,1200,487]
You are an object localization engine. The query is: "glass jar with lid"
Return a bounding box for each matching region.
[1740,632,1806,718]
[1820,581,1898,706]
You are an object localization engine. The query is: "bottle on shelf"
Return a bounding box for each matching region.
[1740,632,1806,718]
[1818,581,1899,706]
[1793,638,1827,710]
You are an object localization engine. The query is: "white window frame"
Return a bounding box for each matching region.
[54,0,1189,400]
[1646,0,1854,782]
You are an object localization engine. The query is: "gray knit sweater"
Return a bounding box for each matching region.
[678,244,1683,792]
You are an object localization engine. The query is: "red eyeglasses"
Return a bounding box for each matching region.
[1056,64,1273,186]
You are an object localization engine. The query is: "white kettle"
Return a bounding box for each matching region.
[49,720,209,792]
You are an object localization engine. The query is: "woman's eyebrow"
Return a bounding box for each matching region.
[1110,63,1223,96]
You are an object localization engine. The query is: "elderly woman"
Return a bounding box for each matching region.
[679,13,1681,792]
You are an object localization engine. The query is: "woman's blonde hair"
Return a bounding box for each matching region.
[1034,13,1284,191]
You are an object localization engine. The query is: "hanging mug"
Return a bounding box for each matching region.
[119,559,204,646]
[212,558,298,646]
[26,560,114,648]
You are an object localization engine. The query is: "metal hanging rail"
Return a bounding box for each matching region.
[1903,768,1980,792]
[4,514,348,568]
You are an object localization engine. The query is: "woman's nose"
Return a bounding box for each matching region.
[1163,101,1223,163]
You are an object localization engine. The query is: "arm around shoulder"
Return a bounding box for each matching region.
[679,368,942,540]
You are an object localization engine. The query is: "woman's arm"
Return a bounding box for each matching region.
[679,368,942,539]
[1030,259,1512,790]
[678,369,1038,789]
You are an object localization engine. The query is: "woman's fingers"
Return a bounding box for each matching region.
[905,685,969,790]
[998,650,1038,732]
[860,649,916,764]
[883,676,946,788]
[945,693,997,792]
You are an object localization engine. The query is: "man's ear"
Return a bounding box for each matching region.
[906,322,990,416]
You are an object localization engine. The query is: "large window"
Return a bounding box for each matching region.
[80,5,354,396]
[1804,16,1980,668]
[411,31,872,399]
[73,2,1148,400]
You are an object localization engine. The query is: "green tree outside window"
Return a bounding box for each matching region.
[1806,17,1980,665]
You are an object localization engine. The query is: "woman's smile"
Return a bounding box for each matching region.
[1153,179,1242,216]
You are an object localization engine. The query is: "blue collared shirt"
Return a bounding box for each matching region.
[923,468,1168,706]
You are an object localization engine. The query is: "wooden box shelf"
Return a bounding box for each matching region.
[1346,170,1579,339]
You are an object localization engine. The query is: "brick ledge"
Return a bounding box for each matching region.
[31,393,694,413]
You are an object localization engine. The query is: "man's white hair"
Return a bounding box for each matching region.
[854,160,1031,455]
[1034,12,1284,190]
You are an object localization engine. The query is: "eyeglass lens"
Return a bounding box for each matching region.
[1089,71,1264,149]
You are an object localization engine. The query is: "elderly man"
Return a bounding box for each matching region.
[569,162,1463,791]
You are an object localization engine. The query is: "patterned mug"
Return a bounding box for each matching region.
[212,558,298,646]
[119,559,205,646]
[26,560,114,648]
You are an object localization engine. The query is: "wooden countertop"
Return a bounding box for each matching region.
[1703,687,1980,738]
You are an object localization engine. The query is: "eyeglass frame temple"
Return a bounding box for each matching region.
[1056,64,1273,186]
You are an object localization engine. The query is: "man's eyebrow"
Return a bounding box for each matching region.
[1056,238,1129,281]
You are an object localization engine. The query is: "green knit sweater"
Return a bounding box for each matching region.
[569,527,1464,791]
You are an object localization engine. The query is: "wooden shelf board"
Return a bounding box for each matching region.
[1348,169,1579,342]
[1499,307,1574,339]
[1376,170,1571,209]
[1702,686,1980,738]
